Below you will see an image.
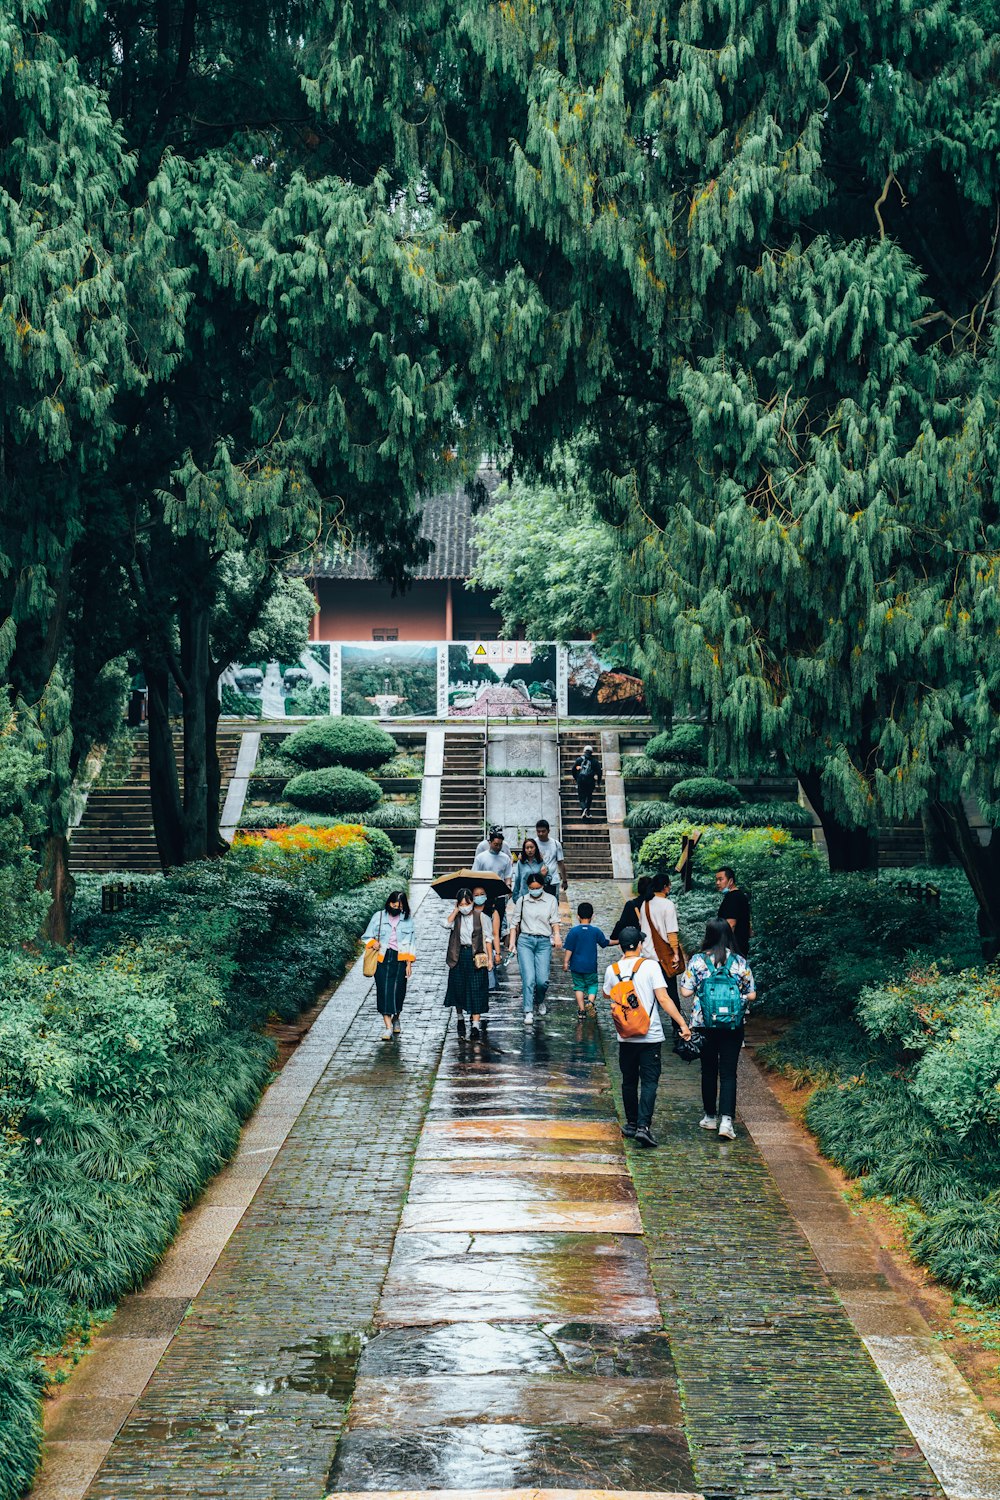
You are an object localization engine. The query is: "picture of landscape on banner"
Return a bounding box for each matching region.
[448,642,557,717]
[220,646,332,718]
[341,643,438,718]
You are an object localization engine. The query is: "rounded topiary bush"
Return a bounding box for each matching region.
[279,717,396,770]
[362,826,397,878]
[646,724,705,764]
[285,766,382,814]
[668,775,743,808]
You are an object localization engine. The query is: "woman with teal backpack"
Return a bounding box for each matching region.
[679,918,756,1141]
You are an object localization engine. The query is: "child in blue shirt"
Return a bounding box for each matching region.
[562,902,610,1017]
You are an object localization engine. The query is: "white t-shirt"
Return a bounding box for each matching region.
[475,836,512,858]
[640,895,679,962]
[535,835,564,872]
[603,956,666,1044]
[472,848,514,883]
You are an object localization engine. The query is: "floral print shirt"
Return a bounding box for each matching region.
[681,952,756,1029]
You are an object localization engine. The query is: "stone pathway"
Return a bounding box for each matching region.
[31,879,1000,1500]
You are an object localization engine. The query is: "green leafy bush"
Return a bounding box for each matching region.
[240,801,419,831]
[668,775,743,807]
[372,753,423,779]
[285,766,383,814]
[362,825,396,878]
[251,750,294,784]
[625,801,677,829]
[632,799,812,830]
[621,756,692,782]
[637,822,813,885]
[646,724,705,763]
[279,717,396,770]
[910,1203,1000,1304]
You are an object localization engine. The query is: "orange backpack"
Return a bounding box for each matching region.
[608,961,651,1039]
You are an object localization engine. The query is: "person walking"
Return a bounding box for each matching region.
[509,871,562,1025]
[602,926,691,1148]
[473,830,514,928]
[610,875,652,943]
[512,836,549,900]
[680,918,757,1140]
[640,870,683,994]
[715,866,752,957]
[562,900,610,1016]
[360,890,416,1040]
[475,825,512,859]
[571,744,603,818]
[471,883,503,996]
[534,819,567,899]
[443,886,492,1041]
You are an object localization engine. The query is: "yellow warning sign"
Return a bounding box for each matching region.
[474,644,488,656]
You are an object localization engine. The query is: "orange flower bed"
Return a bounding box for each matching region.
[234,823,367,858]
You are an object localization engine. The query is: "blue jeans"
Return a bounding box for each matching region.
[517,934,551,1013]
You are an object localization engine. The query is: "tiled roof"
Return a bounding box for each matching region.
[309,472,502,582]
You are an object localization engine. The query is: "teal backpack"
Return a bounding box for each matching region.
[700,955,746,1029]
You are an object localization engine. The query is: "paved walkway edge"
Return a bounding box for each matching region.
[30,887,434,1500]
[741,1055,1000,1500]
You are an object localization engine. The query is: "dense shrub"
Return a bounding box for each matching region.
[629,800,812,831]
[645,724,705,763]
[285,766,382,814]
[240,801,419,832]
[233,824,375,896]
[250,750,294,784]
[279,716,396,770]
[0,841,402,1487]
[372,753,423,779]
[668,775,743,807]
[637,822,813,884]
[625,800,677,830]
[621,756,691,782]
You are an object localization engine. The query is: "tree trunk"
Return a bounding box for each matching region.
[37,834,75,946]
[796,769,879,873]
[179,595,211,863]
[205,665,226,854]
[146,661,184,869]
[928,800,1000,959]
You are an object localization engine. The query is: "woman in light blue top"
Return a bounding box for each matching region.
[361,890,416,1040]
[512,837,549,901]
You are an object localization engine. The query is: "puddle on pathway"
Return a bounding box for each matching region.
[327,958,697,1497]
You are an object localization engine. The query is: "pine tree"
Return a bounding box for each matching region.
[321,0,1000,929]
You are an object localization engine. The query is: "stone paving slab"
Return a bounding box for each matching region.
[327,1490,704,1499]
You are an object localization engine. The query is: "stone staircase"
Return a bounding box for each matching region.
[69,727,245,874]
[433,731,486,874]
[559,731,615,878]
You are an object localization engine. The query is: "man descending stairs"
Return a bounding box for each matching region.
[559,731,615,879]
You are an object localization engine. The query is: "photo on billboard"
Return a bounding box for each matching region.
[341,643,438,718]
[220,645,332,719]
[567,644,646,716]
[448,642,557,717]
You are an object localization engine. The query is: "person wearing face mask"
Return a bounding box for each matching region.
[508,872,562,1025]
[360,890,416,1041]
[443,886,492,1040]
[471,884,503,995]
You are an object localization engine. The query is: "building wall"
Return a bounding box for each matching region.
[314,579,506,642]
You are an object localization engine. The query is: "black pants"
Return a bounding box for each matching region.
[699,1024,744,1118]
[374,950,407,1017]
[577,778,596,814]
[618,1042,662,1130]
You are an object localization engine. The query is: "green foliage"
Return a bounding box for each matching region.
[668,776,743,809]
[280,718,396,771]
[621,756,692,783]
[284,767,383,815]
[627,799,811,833]
[469,471,620,641]
[637,823,813,886]
[910,1204,1000,1305]
[646,727,706,765]
[487,767,544,778]
[0,700,47,948]
[362,826,396,879]
[373,754,423,779]
[240,800,419,831]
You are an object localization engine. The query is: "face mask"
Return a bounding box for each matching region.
[473,895,487,906]
[458,904,473,915]
[529,889,543,900]
[388,903,400,912]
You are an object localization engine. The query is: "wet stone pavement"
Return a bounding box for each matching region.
[61,880,949,1500]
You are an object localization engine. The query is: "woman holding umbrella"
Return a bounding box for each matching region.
[432,866,509,1042]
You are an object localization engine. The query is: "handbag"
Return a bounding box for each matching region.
[473,952,490,970]
[362,914,382,977]
[644,901,684,978]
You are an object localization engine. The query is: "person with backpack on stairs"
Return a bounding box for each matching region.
[680,918,757,1141]
[602,926,692,1149]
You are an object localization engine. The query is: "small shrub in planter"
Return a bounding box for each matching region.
[280,717,396,770]
[625,801,676,830]
[646,724,705,763]
[668,775,743,808]
[285,766,382,814]
[622,756,693,782]
[372,753,423,779]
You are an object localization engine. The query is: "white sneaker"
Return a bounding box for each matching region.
[537,1002,547,1015]
[523,1012,534,1027]
[698,1114,718,1130]
[718,1116,736,1140]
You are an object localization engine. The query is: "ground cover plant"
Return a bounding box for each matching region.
[0,834,401,1498]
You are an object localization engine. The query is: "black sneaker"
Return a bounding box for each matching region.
[457,1018,466,1037]
[470,1026,481,1041]
[622,1123,637,1138]
[635,1126,658,1149]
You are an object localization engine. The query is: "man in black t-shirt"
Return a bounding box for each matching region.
[715,866,751,956]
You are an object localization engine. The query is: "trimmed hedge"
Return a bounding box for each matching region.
[646,724,705,763]
[627,799,812,832]
[621,756,692,782]
[668,775,744,807]
[279,717,396,770]
[240,801,419,831]
[285,766,382,814]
